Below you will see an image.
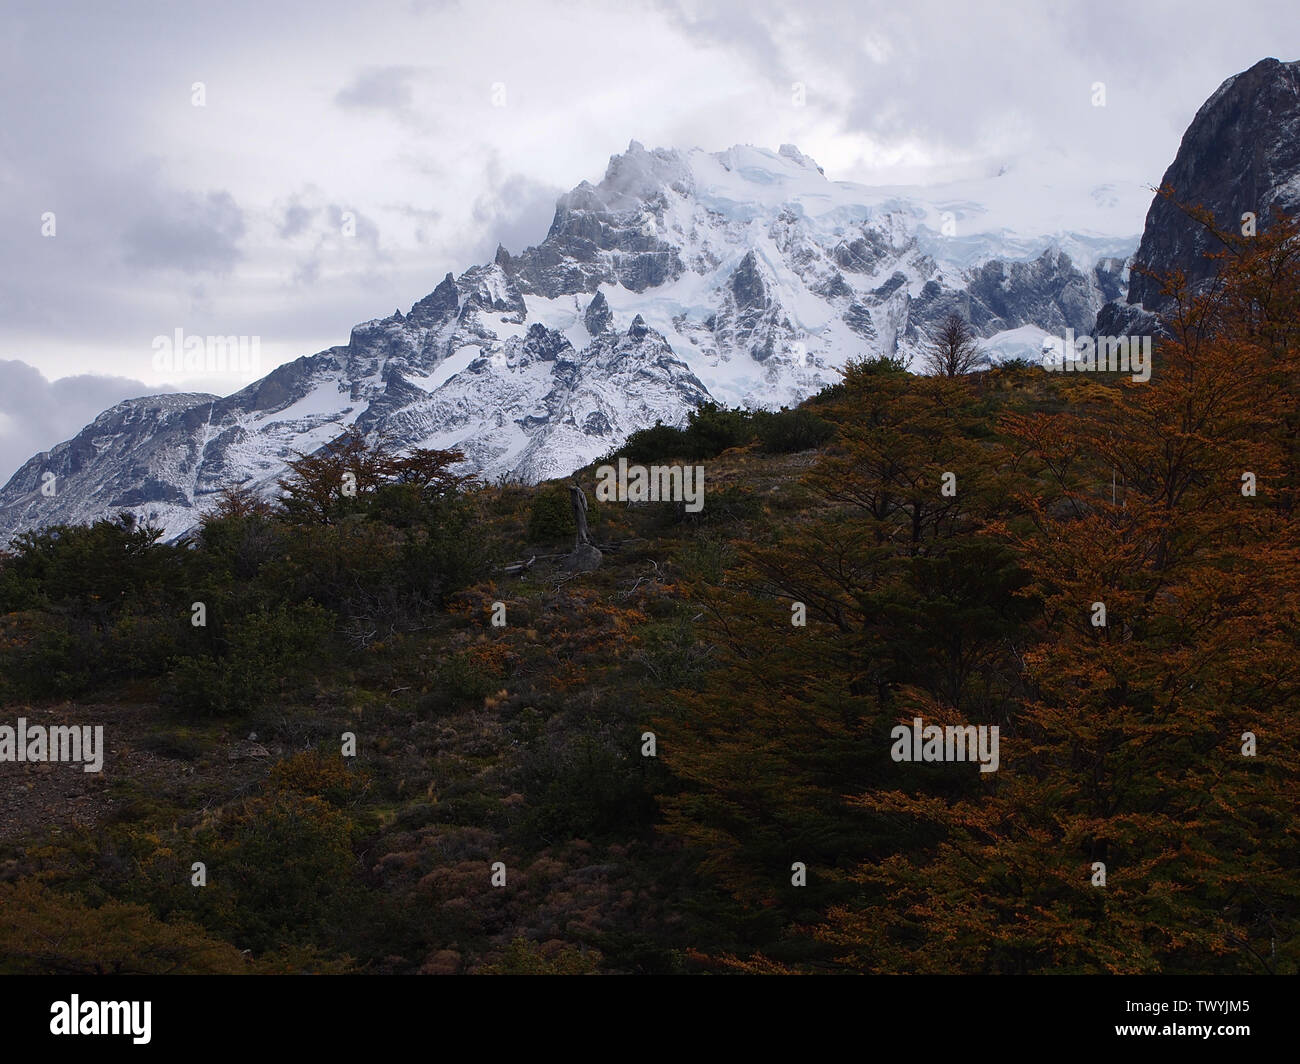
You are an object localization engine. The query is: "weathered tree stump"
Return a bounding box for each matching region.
[565,481,602,572]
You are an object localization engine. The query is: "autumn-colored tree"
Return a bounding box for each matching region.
[656,213,1300,973]
[656,368,1037,961]
[276,424,473,524]
[812,210,1300,974]
[202,484,275,522]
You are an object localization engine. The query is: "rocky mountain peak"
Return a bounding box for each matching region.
[1126,56,1300,310]
[584,291,613,335]
[408,271,459,327]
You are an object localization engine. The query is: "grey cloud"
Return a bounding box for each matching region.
[287,204,387,288]
[279,202,318,239]
[336,66,422,114]
[275,194,387,286]
[326,203,382,249]
[275,191,382,249]
[122,190,246,275]
[655,0,1300,173]
[653,0,793,84]
[292,254,323,286]
[387,203,442,246]
[470,167,562,261]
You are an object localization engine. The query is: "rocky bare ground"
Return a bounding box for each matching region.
[0,701,278,845]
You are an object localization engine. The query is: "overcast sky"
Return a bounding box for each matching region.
[1,0,1296,482]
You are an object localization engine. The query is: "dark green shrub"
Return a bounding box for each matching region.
[0,515,179,613]
[167,601,335,717]
[517,733,657,840]
[527,483,605,545]
[753,407,836,453]
[527,484,577,542]
[996,356,1038,372]
[606,403,758,465]
[615,421,692,464]
[132,792,362,954]
[682,402,754,458]
[0,609,92,698]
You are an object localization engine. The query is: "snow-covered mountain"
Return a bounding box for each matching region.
[0,140,1146,543]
